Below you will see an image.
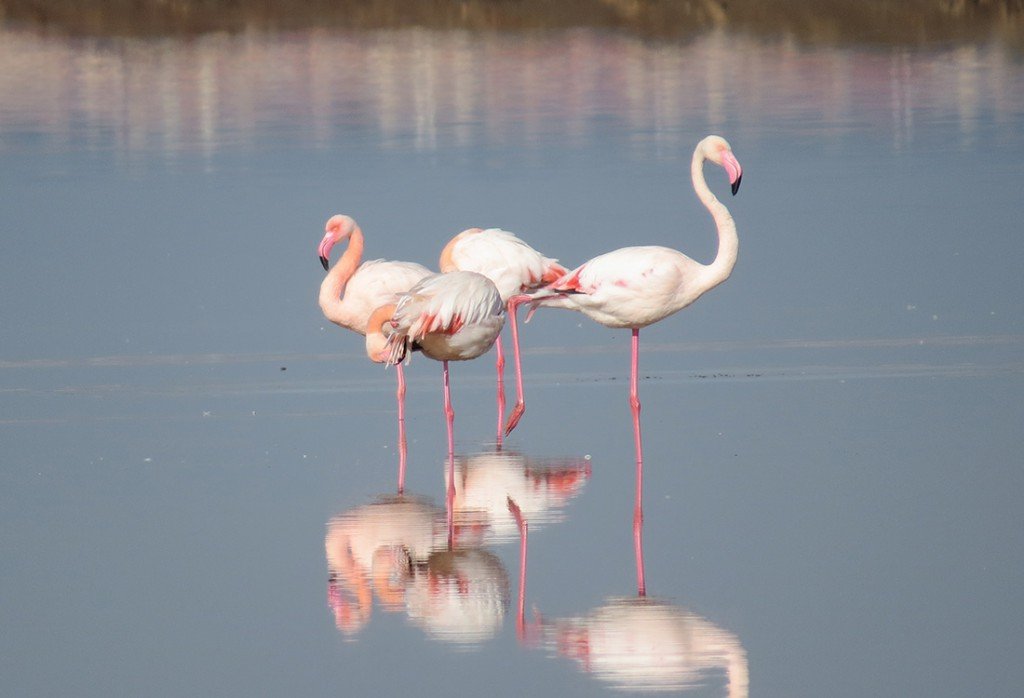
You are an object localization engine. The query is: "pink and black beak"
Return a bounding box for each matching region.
[722,151,743,196]
[318,235,334,271]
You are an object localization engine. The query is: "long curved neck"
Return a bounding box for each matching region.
[691,149,738,293]
[365,303,398,363]
[319,225,365,330]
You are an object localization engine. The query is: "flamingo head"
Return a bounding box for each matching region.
[319,214,357,270]
[701,135,743,196]
[365,305,402,364]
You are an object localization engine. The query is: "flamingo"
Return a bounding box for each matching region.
[317,214,432,493]
[439,227,567,443]
[507,135,743,594]
[365,270,506,545]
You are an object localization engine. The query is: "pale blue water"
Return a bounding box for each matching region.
[2,25,1023,698]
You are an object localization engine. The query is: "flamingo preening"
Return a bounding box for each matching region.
[439,227,567,444]
[365,270,506,546]
[507,135,743,594]
[317,214,432,493]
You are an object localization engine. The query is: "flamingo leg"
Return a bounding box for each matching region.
[495,334,506,447]
[507,496,528,641]
[443,360,455,458]
[504,297,527,437]
[443,360,456,547]
[396,362,408,494]
[630,327,646,597]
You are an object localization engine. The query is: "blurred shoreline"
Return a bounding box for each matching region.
[1,0,1021,47]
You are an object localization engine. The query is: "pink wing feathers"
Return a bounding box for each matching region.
[385,271,504,365]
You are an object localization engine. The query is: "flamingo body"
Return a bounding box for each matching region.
[531,134,742,330]
[544,245,720,329]
[440,227,567,301]
[330,258,435,334]
[380,271,505,364]
[440,227,567,442]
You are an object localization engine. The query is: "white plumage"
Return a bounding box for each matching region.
[536,245,717,329]
[441,227,566,300]
[384,271,505,365]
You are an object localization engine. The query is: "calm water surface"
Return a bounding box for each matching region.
[1,19,1023,698]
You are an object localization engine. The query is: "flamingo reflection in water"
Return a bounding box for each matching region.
[543,597,749,695]
[507,502,748,696]
[325,494,451,636]
[324,491,510,645]
[325,447,591,645]
[439,227,568,444]
[448,448,591,544]
[317,214,432,492]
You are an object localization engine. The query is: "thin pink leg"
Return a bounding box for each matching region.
[443,360,455,458]
[443,360,456,548]
[495,334,506,447]
[396,363,408,494]
[507,496,528,642]
[504,298,526,437]
[630,328,646,597]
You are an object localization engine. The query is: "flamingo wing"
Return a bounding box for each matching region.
[452,229,567,298]
[394,272,504,339]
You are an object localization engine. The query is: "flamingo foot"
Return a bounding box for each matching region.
[504,401,525,437]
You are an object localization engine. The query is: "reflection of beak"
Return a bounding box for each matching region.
[722,152,743,196]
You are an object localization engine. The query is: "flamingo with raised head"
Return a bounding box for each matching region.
[507,135,743,594]
[317,214,432,492]
[365,270,506,546]
[439,227,567,443]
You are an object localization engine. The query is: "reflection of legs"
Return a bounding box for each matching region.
[630,328,646,597]
[507,497,528,640]
[504,297,527,437]
[396,363,408,494]
[495,334,506,446]
[446,449,456,550]
[443,360,456,548]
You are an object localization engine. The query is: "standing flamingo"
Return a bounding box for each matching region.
[507,135,743,594]
[365,270,506,546]
[439,227,567,443]
[317,214,432,492]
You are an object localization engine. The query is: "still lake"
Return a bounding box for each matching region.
[2,16,1023,698]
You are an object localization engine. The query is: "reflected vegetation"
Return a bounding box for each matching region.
[2,19,1023,160]
[2,0,1021,46]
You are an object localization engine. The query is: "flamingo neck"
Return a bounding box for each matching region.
[319,225,366,330]
[365,303,398,363]
[691,148,738,293]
